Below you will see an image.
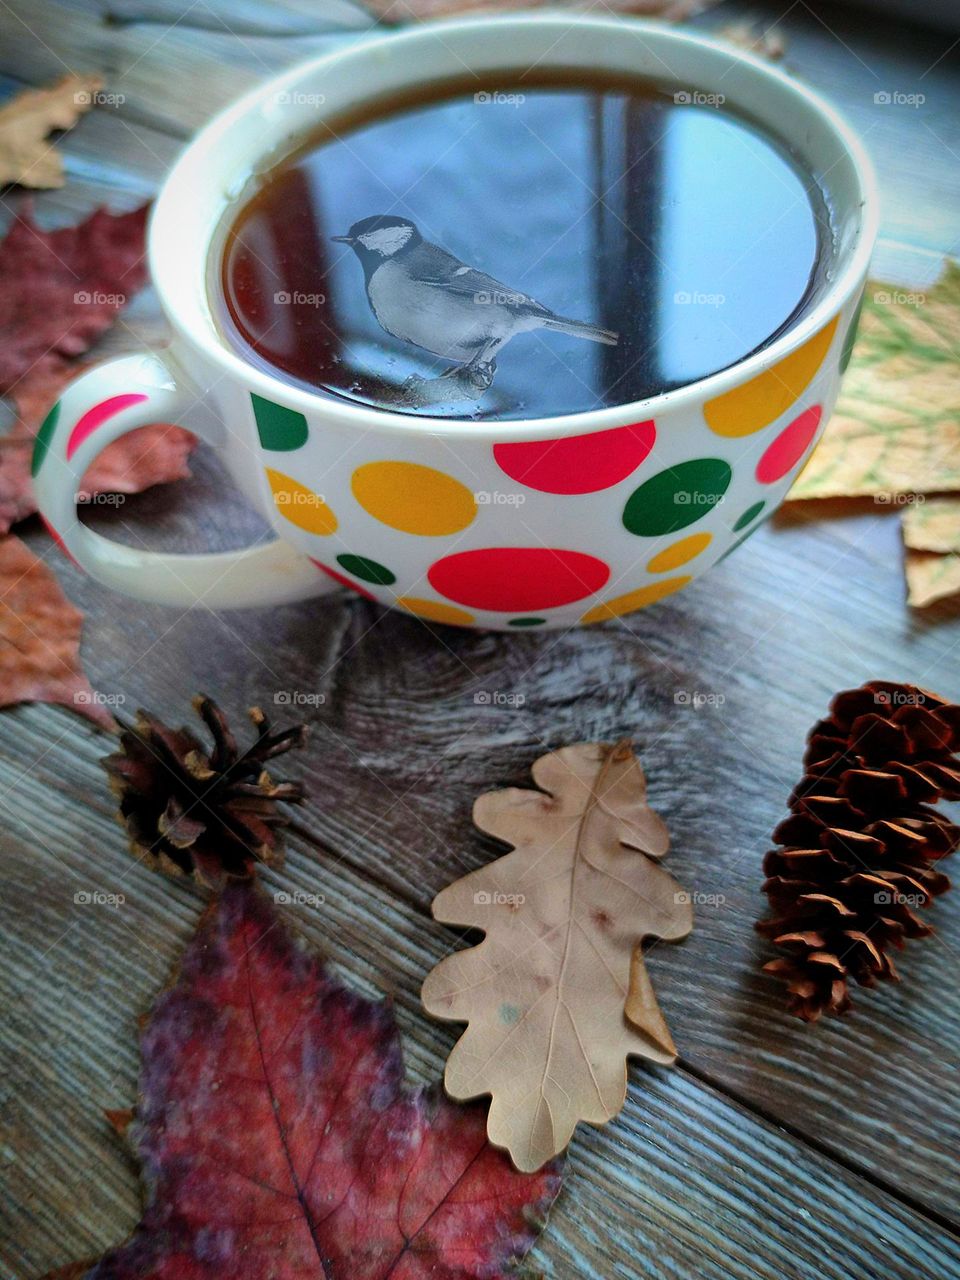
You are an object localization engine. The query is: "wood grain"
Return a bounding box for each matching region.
[1,0,960,1276]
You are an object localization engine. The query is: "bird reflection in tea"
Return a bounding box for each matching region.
[218,75,826,420]
[331,214,618,404]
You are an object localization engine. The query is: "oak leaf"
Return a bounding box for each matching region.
[48,883,562,1280]
[422,740,692,1172]
[0,534,113,726]
[789,263,960,500]
[0,75,103,189]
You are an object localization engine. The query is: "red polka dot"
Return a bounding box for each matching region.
[428,547,610,612]
[756,405,823,484]
[493,420,656,494]
[309,558,379,601]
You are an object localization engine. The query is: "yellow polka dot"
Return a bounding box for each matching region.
[396,596,475,627]
[352,461,476,535]
[704,314,839,438]
[646,532,712,573]
[265,468,337,535]
[581,576,692,623]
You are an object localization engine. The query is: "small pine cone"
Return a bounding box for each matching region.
[757,680,960,1022]
[103,696,307,888]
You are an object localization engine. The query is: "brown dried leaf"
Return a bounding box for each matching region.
[422,740,692,1171]
[790,263,960,500]
[0,75,103,189]
[0,534,113,727]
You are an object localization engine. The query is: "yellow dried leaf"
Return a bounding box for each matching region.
[0,74,103,188]
[902,494,960,553]
[905,551,960,608]
[422,740,692,1172]
[789,263,960,500]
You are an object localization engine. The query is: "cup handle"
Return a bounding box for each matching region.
[31,351,338,609]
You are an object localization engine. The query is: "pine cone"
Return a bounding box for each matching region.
[103,696,307,888]
[757,680,960,1021]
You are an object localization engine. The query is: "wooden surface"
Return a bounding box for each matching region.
[2,2,960,1277]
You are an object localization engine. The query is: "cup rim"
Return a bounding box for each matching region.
[151,12,878,442]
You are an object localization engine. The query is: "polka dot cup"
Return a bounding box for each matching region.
[32,17,877,629]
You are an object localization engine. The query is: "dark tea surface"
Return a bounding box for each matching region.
[217,75,829,420]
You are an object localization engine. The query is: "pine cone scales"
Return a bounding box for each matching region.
[758,681,960,1021]
[104,696,307,888]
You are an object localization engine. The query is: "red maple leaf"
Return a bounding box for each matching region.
[0,202,149,393]
[0,204,195,533]
[52,885,562,1279]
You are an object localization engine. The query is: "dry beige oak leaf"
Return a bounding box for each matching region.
[422,740,692,1172]
[0,74,104,188]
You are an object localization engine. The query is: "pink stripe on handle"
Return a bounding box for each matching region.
[66,393,148,460]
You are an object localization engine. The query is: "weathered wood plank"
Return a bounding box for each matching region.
[3,754,960,1280]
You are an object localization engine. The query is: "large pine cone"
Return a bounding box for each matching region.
[103,696,307,888]
[758,681,960,1021]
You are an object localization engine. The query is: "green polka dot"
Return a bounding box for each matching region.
[336,554,396,586]
[508,617,546,627]
[622,458,732,537]
[840,292,865,373]
[31,401,60,477]
[251,393,308,451]
[733,500,765,532]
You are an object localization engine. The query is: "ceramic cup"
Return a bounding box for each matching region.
[32,15,877,629]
